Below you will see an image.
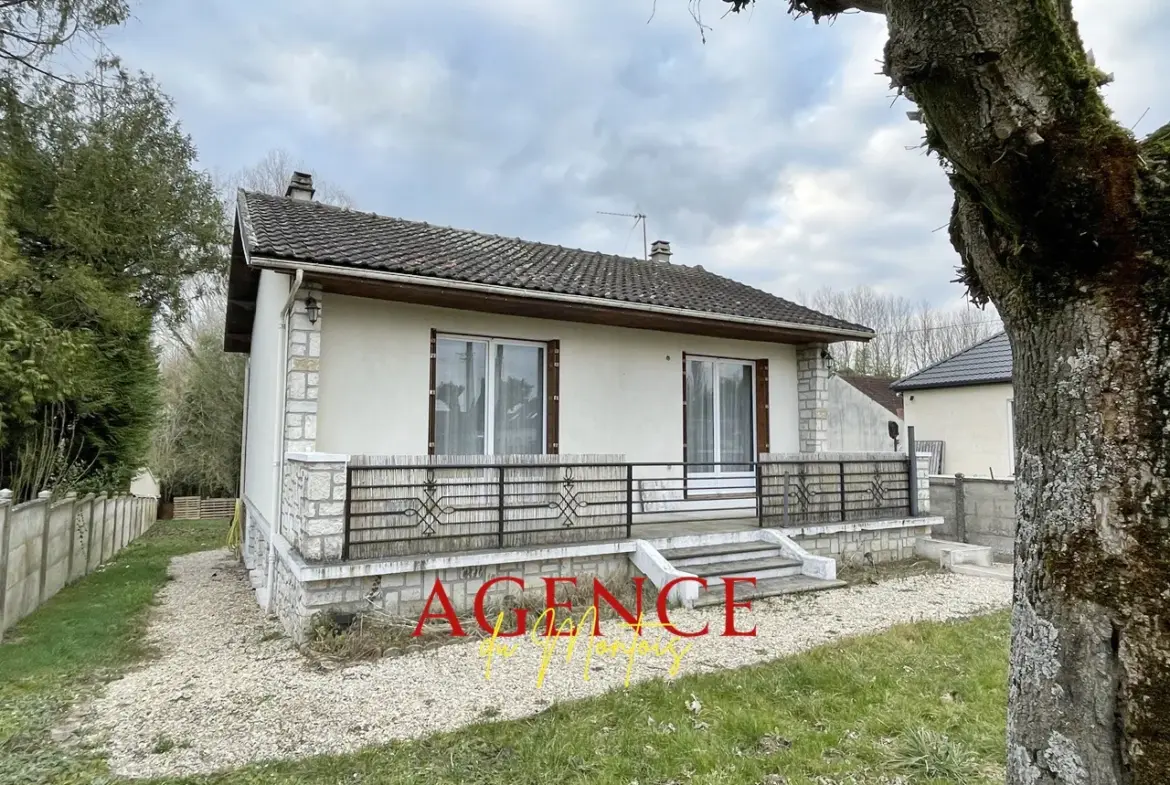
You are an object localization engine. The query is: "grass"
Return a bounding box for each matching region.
[1,522,1010,785]
[0,519,229,785]
[179,613,1009,785]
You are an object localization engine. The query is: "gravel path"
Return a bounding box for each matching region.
[82,549,1011,778]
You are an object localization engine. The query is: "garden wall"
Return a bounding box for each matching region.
[929,475,1016,559]
[0,490,158,639]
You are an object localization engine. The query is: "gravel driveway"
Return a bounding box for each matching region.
[81,549,1011,778]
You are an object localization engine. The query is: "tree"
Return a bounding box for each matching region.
[711,1,1170,781]
[0,0,128,81]
[149,292,245,499]
[0,69,224,498]
[800,285,1002,377]
[148,150,353,499]
[217,148,354,212]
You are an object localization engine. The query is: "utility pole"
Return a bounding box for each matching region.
[596,210,647,260]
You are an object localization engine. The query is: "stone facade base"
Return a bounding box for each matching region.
[782,518,936,566]
[243,498,943,644]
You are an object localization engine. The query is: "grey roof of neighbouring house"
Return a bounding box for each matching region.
[233,190,873,336]
[890,332,1013,391]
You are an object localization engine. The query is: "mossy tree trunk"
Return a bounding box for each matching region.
[723,0,1170,781]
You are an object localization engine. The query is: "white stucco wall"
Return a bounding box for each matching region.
[826,376,902,453]
[128,468,160,498]
[241,269,291,526]
[315,295,802,462]
[901,382,1014,478]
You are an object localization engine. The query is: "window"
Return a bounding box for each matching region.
[685,356,755,474]
[432,335,546,456]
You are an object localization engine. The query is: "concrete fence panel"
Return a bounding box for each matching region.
[0,490,160,641]
[928,474,1016,559]
[42,496,74,602]
[70,495,94,583]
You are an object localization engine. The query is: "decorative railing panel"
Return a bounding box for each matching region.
[345,454,626,559]
[343,453,916,559]
[759,453,912,525]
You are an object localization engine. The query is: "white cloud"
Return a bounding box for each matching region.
[107,0,1170,309]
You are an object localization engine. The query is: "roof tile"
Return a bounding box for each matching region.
[238,191,872,335]
[839,374,903,415]
[891,332,1012,391]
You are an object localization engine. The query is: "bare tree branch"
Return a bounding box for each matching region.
[720,0,885,20]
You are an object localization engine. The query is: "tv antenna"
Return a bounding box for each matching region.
[596,210,647,260]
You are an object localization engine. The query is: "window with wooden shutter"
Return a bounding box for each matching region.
[684,354,757,474]
[428,331,552,456]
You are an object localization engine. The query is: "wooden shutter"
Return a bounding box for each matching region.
[545,340,560,454]
[427,329,437,455]
[755,358,770,456]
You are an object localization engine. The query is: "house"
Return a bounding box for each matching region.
[891,332,1014,478]
[827,373,903,453]
[128,468,161,498]
[224,173,940,640]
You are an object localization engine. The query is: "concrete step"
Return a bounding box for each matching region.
[693,575,847,607]
[952,563,1012,582]
[688,555,804,581]
[914,537,993,568]
[658,540,784,567]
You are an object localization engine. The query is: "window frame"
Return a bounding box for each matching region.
[430,331,550,457]
[1007,398,1015,477]
[683,353,758,478]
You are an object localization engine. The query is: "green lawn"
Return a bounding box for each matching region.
[0,519,229,785]
[0,521,1010,785]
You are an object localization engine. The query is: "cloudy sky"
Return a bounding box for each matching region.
[107,0,1169,308]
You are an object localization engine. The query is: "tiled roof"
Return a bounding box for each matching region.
[236,191,872,336]
[891,332,1013,391]
[839,374,903,415]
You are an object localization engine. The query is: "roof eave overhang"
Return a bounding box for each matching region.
[892,377,1013,392]
[247,255,876,345]
[223,212,260,353]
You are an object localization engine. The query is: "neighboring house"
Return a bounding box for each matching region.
[827,373,904,453]
[128,468,160,498]
[891,332,1014,478]
[222,173,940,640]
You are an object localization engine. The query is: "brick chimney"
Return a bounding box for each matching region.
[285,171,315,201]
[650,239,671,263]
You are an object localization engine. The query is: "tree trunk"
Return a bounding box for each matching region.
[1001,301,1170,784]
[737,0,1170,781]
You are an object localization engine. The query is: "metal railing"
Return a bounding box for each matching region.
[342,457,914,560]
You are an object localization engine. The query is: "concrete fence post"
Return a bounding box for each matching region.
[0,489,11,642]
[116,495,125,553]
[954,473,967,543]
[85,493,98,576]
[907,426,919,516]
[96,493,108,564]
[64,491,78,584]
[36,490,52,604]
